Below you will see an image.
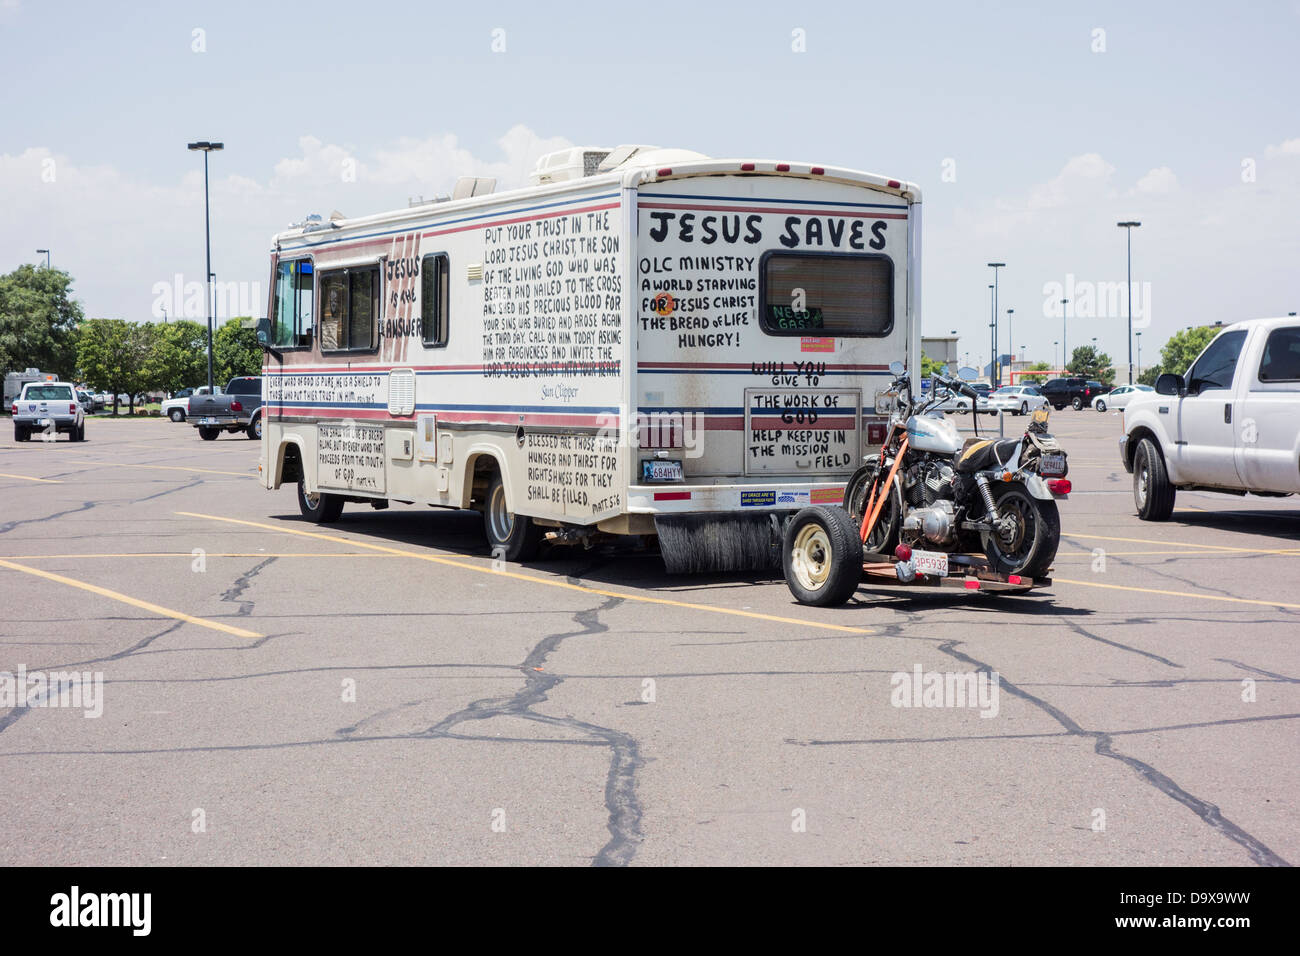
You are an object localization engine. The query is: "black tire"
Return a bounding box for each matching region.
[1133,437,1176,521]
[72,423,85,442]
[783,506,863,607]
[247,415,262,440]
[1095,399,1107,413]
[843,461,901,555]
[1071,396,1083,410]
[483,473,541,562]
[1019,401,1028,416]
[1052,404,1065,411]
[14,425,29,442]
[198,426,220,441]
[297,477,345,523]
[169,408,185,422]
[979,483,1060,579]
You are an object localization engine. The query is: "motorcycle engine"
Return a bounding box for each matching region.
[901,499,957,547]
[905,460,956,507]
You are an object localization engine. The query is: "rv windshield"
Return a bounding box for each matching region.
[760,252,892,337]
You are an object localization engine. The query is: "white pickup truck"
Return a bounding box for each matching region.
[1121,317,1300,519]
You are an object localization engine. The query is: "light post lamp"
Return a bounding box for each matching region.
[1117,221,1141,384]
[988,264,1005,385]
[187,140,224,392]
[1006,307,1014,378]
[36,249,50,269]
[1053,340,1059,371]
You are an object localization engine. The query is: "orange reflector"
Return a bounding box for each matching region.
[740,162,755,171]
[964,579,981,590]
[1008,574,1022,585]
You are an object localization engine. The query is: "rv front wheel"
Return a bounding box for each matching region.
[484,474,541,562]
[297,477,345,523]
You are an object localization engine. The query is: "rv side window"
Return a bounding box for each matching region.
[759,252,893,337]
[421,253,450,347]
[318,265,380,353]
[272,259,314,348]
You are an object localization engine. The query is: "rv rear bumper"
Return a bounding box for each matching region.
[628,481,848,514]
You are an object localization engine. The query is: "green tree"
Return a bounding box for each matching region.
[213,317,262,383]
[76,319,156,415]
[920,351,944,378]
[145,319,208,395]
[1148,325,1220,380]
[1137,366,1161,387]
[1020,361,1051,384]
[0,265,84,379]
[1068,345,1115,384]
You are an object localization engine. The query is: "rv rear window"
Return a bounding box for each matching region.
[421,253,449,347]
[759,252,893,337]
[318,266,380,353]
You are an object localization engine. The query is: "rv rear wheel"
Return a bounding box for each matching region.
[483,474,541,562]
[297,477,345,523]
[782,506,862,608]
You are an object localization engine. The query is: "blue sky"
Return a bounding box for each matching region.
[3,0,1298,369]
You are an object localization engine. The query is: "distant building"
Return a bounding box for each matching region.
[922,335,959,367]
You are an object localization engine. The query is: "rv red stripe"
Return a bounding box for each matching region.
[637,201,907,220]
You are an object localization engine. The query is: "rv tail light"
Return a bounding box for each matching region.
[775,163,790,172]
[230,400,243,412]
[810,166,825,175]
[894,544,912,562]
[887,179,901,189]
[1048,478,1072,496]
[657,167,672,177]
[740,162,755,171]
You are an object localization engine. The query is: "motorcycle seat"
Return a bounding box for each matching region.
[955,437,1020,474]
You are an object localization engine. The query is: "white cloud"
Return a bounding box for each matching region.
[0,126,572,321]
[1264,137,1300,158]
[1132,166,1178,195]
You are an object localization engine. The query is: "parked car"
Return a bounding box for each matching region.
[1093,383,1153,412]
[1121,317,1300,519]
[75,390,96,413]
[161,385,223,423]
[189,376,263,440]
[986,384,1049,416]
[931,385,994,415]
[1040,377,1104,410]
[11,381,86,441]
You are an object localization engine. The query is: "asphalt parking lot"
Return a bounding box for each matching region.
[1,411,1297,866]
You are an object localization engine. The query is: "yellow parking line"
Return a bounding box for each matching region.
[175,511,874,635]
[1062,531,1273,554]
[1055,547,1300,557]
[0,558,262,638]
[67,459,256,479]
[0,552,394,560]
[1053,576,1300,611]
[0,471,61,483]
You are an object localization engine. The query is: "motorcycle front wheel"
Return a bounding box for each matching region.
[979,483,1060,579]
[844,462,902,555]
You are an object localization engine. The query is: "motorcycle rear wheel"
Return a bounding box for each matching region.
[979,483,1059,579]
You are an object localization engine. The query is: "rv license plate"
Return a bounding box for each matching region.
[912,549,949,577]
[641,459,683,483]
[1039,453,1067,476]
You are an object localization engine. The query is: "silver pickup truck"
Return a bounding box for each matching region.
[188,376,264,441]
[11,381,86,442]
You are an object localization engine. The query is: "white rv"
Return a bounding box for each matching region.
[258,146,921,571]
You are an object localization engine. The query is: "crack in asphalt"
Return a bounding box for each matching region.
[934,640,1290,867]
[416,586,644,867]
[220,557,277,617]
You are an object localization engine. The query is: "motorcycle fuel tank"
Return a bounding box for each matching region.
[905,414,963,455]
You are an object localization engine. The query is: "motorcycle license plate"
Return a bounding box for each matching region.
[1039,453,1067,476]
[912,549,949,578]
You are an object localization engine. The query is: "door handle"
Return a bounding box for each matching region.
[1224,403,1232,424]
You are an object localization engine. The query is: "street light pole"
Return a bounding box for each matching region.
[1117,221,1141,384]
[988,263,1005,385]
[36,249,50,269]
[1006,308,1014,380]
[1135,331,1142,378]
[987,284,995,382]
[1060,298,1069,373]
[188,141,224,393]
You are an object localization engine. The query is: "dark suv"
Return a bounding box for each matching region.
[1041,377,1101,410]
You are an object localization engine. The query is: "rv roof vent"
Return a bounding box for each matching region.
[329,210,346,221]
[529,146,613,185]
[596,145,662,172]
[453,177,496,200]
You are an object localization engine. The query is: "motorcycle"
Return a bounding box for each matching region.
[783,362,1071,606]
